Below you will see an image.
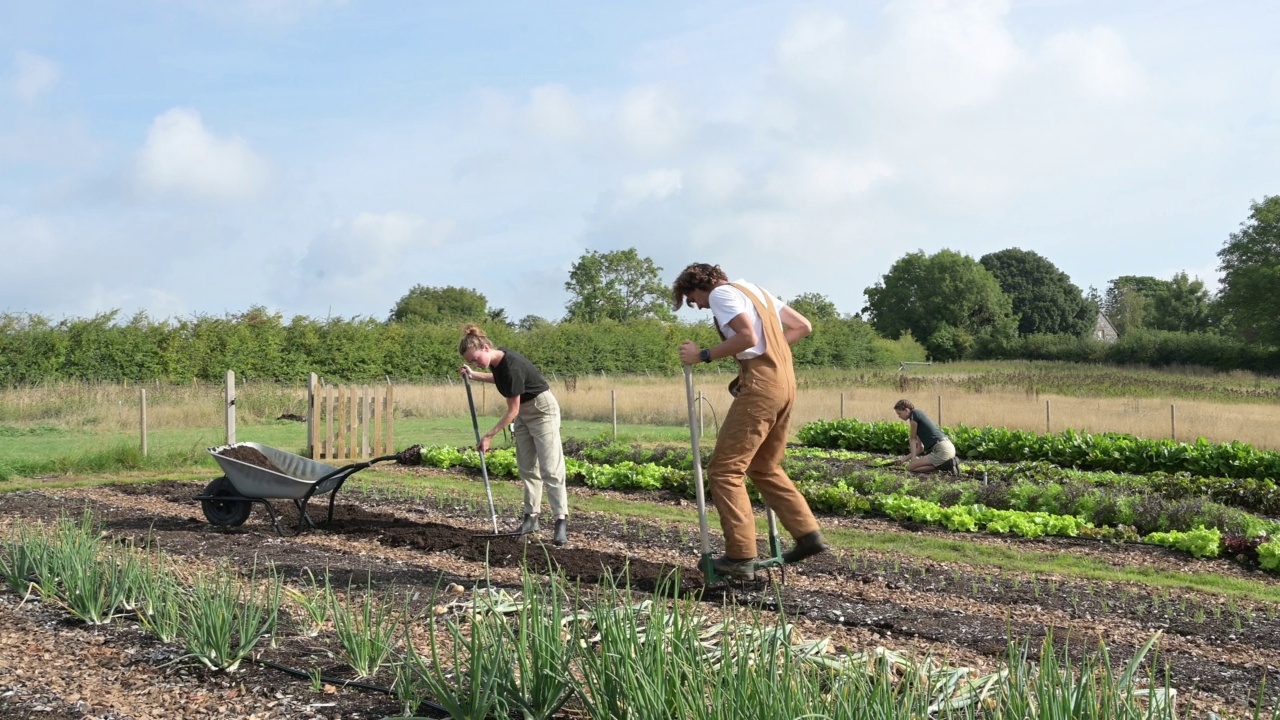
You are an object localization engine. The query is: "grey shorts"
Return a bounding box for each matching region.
[925,439,956,466]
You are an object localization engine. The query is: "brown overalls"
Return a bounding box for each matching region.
[707,283,821,559]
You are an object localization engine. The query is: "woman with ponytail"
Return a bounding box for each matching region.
[458,325,569,545]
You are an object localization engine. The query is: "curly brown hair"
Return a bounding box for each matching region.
[670,263,728,311]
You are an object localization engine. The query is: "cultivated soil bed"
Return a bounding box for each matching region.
[3,467,1280,719]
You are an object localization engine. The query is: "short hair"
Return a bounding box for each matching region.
[458,324,491,355]
[893,399,914,411]
[670,263,729,311]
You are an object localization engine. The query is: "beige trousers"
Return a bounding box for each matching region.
[513,391,568,517]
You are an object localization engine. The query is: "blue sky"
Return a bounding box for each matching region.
[2,0,1277,324]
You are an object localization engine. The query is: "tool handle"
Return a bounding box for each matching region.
[464,375,500,534]
[684,366,711,556]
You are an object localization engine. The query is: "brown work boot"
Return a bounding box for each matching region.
[515,514,540,535]
[712,555,757,581]
[783,531,830,564]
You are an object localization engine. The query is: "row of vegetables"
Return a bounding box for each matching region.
[796,418,1280,483]
[412,443,1280,569]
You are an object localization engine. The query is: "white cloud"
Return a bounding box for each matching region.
[876,0,1025,111]
[526,84,585,142]
[766,156,896,210]
[777,10,857,92]
[13,51,60,103]
[616,169,683,209]
[616,86,687,156]
[174,0,348,24]
[295,212,453,295]
[135,108,270,203]
[1043,27,1147,101]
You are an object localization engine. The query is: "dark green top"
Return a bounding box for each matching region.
[909,409,946,451]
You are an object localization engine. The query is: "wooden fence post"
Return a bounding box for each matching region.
[1046,400,1052,434]
[937,395,942,426]
[1171,404,1176,442]
[611,389,617,440]
[361,386,371,459]
[387,383,395,453]
[140,388,148,457]
[307,373,318,458]
[325,383,335,460]
[839,392,844,419]
[225,370,236,445]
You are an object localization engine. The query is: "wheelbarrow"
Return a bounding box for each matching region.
[196,442,421,537]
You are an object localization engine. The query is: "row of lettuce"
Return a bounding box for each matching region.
[415,444,1280,568]
[797,418,1280,483]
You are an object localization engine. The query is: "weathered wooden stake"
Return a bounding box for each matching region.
[140,389,148,457]
[225,370,236,445]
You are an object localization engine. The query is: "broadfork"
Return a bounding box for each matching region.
[463,375,529,539]
[684,365,785,586]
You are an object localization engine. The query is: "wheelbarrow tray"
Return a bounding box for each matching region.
[208,442,341,500]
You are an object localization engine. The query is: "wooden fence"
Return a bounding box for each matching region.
[306,373,395,460]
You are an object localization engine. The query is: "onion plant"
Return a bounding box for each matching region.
[488,568,578,720]
[178,562,281,672]
[37,512,138,625]
[0,520,50,598]
[135,557,185,644]
[575,570,710,720]
[330,575,403,678]
[404,585,509,720]
[283,567,331,638]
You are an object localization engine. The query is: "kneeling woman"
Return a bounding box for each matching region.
[458,325,568,545]
[893,399,958,475]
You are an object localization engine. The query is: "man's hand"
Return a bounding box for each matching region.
[477,435,491,453]
[679,340,702,366]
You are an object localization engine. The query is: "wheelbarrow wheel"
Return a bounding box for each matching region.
[202,476,252,527]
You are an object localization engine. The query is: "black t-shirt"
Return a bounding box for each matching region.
[492,348,549,403]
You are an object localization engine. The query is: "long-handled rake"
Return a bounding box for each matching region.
[464,376,528,539]
[683,366,785,586]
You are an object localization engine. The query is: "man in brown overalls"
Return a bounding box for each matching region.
[673,263,830,580]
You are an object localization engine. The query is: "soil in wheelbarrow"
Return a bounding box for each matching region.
[216,445,287,474]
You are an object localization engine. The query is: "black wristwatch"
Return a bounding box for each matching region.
[699,348,712,363]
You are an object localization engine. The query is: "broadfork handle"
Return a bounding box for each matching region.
[684,365,711,556]
[464,375,500,534]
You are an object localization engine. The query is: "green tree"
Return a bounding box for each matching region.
[517,314,551,332]
[1102,276,1165,336]
[388,285,488,324]
[863,250,1016,361]
[978,248,1093,336]
[789,292,840,320]
[563,248,672,322]
[1217,196,1280,345]
[1149,272,1213,332]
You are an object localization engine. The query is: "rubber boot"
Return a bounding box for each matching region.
[712,555,756,581]
[515,514,540,535]
[552,518,568,546]
[782,530,830,564]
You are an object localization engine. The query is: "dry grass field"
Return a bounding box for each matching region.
[3,362,1277,449]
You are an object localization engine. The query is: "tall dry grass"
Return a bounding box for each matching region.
[2,373,1278,449]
